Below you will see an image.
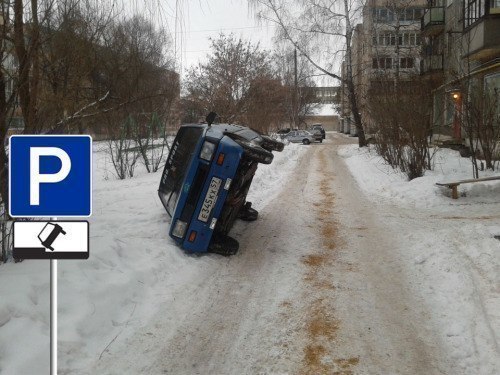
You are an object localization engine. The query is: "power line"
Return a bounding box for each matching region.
[184,49,211,53]
[175,24,275,34]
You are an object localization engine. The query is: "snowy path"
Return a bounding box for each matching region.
[2,134,498,374]
[89,134,457,374]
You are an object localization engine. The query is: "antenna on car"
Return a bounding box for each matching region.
[206,112,217,127]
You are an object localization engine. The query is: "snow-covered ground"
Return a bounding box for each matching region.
[339,143,500,374]
[0,141,307,374]
[0,135,499,374]
[338,145,500,208]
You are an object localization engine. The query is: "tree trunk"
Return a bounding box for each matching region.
[0,65,8,210]
[14,0,40,134]
[29,0,41,133]
[343,0,367,147]
[347,79,367,147]
[14,0,31,132]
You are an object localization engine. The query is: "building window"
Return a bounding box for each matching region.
[372,7,424,23]
[400,7,424,21]
[403,32,421,46]
[400,57,414,69]
[374,32,421,46]
[373,57,393,69]
[372,8,394,22]
[490,0,500,13]
[464,0,486,27]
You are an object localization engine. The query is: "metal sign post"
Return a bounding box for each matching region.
[9,135,92,374]
[50,258,57,375]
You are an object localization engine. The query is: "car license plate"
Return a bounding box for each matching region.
[198,177,222,222]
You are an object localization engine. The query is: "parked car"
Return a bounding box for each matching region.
[309,123,326,140]
[276,128,291,136]
[282,130,317,145]
[308,128,323,143]
[158,112,284,255]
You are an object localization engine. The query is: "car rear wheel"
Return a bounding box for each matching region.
[302,139,310,145]
[234,139,274,164]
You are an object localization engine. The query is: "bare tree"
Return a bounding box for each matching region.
[369,77,435,180]
[134,112,172,173]
[456,78,500,177]
[246,75,288,133]
[38,0,118,134]
[106,115,140,180]
[0,1,177,258]
[100,14,177,178]
[251,0,368,146]
[184,33,276,125]
[273,46,320,129]
[1,3,17,258]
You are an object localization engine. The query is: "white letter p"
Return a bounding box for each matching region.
[30,147,71,206]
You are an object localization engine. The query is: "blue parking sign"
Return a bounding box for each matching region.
[9,135,92,217]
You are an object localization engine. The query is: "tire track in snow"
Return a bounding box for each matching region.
[299,147,359,375]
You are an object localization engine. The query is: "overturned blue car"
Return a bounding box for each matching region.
[158,113,284,255]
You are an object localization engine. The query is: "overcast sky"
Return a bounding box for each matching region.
[164,0,277,75]
[129,0,336,85]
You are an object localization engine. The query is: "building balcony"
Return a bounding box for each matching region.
[421,7,445,36]
[420,54,444,75]
[463,16,500,61]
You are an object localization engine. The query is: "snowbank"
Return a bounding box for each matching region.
[0,140,305,374]
[339,143,500,374]
[338,145,500,208]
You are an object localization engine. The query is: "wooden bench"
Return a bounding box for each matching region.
[436,176,500,199]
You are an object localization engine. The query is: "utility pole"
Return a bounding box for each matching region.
[293,48,298,128]
[174,0,179,72]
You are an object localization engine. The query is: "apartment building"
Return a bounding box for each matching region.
[342,0,499,141]
[421,0,500,139]
[341,0,427,135]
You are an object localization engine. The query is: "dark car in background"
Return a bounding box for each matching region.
[309,124,326,140]
[158,113,284,255]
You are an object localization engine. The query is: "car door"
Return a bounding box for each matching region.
[287,131,298,142]
[298,131,308,141]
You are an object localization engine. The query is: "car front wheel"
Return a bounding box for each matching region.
[260,135,285,152]
[302,139,310,145]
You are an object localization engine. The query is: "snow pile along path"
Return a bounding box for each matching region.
[0,140,306,375]
[339,141,500,374]
[338,145,500,208]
